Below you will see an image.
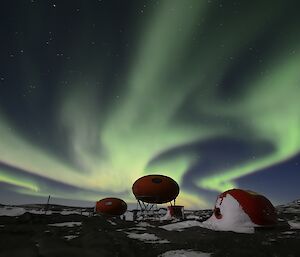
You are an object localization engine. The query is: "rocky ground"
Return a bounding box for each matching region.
[0,201,299,257]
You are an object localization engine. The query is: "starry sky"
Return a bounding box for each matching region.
[0,0,300,209]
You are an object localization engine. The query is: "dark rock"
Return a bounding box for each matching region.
[0,201,299,256]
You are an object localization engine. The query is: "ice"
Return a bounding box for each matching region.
[48,222,82,227]
[159,249,211,257]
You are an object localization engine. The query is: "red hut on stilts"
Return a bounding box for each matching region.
[132,174,182,219]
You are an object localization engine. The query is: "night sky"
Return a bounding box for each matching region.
[1,0,300,208]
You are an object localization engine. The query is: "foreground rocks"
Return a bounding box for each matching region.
[0,202,299,257]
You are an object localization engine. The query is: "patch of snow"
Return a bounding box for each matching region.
[118,227,147,232]
[278,204,289,208]
[171,218,181,223]
[283,207,300,213]
[281,231,296,235]
[48,222,82,227]
[127,232,158,240]
[186,215,199,220]
[158,208,167,214]
[128,227,147,231]
[60,210,80,215]
[158,249,211,257]
[107,220,117,225]
[0,206,91,217]
[160,209,172,221]
[64,235,79,240]
[160,220,202,231]
[184,210,195,215]
[288,221,300,229]
[200,220,254,234]
[202,194,256,234]
[0,206,92,217]
[60,210,90,216]
[32,209,90,216]
[126,232,169,244]
[0,207,25,216]
[262,241,272,245]
[151,239,170,244]
[124,211,133,221]
[136,222,154,227]
[28,209,52,215]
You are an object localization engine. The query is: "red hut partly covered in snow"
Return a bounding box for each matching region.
[204,188,277,232]
[216,189,277,226]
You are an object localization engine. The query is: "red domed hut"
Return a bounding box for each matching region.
[208,188,277,228]
[132,174,180,204]
[95,197,127,216]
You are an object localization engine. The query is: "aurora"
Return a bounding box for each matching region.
[0,0,299,208]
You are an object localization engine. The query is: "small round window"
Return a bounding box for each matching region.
[214,207,222,219]
[105,201,113,206]
[152,178,162,184]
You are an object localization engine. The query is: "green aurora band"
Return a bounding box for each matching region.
[1,0,300,207]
